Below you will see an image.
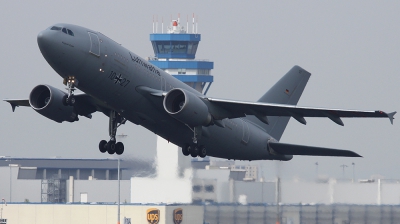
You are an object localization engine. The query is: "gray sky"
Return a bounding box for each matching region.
[1,1,399,181]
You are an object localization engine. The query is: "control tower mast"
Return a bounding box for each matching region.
[148,15,214,94]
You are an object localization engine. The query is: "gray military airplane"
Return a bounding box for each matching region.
[4,24,396,160]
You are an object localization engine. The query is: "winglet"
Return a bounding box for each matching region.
[387,111,396,125]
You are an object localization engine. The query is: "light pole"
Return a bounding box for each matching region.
[340,164,348,179]
[5,159,11,202]
[118,156,120,224]
[1,198,6,220]
[116,134,127,224]
[352,163,355,182]
[315,162,319,180]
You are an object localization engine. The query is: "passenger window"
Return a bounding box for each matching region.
[67,29,74,36]
[51,26,61,31]
[62,28,67,34]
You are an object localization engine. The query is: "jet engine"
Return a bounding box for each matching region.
[163,88,212,127]
[29,84,77,123]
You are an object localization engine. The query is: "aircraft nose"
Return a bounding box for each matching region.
[37,30,53,56]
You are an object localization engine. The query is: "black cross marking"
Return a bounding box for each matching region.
[114,74,122,84]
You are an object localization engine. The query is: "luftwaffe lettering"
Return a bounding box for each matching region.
[129,52,160,76]
[146,208,160,224]
[108,70,130,87]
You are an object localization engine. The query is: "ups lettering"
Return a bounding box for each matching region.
[147,214,159,221]
[174,214,183,221]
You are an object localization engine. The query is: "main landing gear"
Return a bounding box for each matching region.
[99,110,126,155]
[181,126,207,158]
[63,76,77,106]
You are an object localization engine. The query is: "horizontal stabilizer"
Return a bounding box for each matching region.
[268,142,361,157]
[388,111,396,124]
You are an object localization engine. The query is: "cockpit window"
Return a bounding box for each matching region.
[52,26,75,37]
[51,26,62,31]
[67,29,74,36]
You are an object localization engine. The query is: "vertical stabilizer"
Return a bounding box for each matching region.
[249,66,311,140]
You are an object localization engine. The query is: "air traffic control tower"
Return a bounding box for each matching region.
[148,17,214,94]
[130,17,215,204]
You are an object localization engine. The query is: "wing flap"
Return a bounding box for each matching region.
[269,142,362,157]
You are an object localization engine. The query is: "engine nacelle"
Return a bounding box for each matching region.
[29,84,77,123]
[163,88,212,127]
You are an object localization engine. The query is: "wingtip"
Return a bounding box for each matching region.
[5,101,17,112]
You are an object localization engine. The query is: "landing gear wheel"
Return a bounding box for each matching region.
[115,142,124,155]
[98,110,127,155]
[99,140,107,153]
[182,145,190,156]
[107,141,116,154]
[199,146,207,158]
[190,145,198,158]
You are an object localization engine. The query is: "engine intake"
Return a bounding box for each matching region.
[29,84,77,123]
[163,88,212,127]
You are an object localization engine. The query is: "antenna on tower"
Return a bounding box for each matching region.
[186,15,189,33]
[152,15,155,33]
[196,15,198,34]
[192,13,195,34]
[156,15,158,33]
[162,17,164,34]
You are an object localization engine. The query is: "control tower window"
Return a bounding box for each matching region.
[50,26,62,31]
[171,42,187,53]
[187,42,198,54]
[152,42,157,54]
[178,68,186,74]
[198,69,210,75]
[157,41,171,54]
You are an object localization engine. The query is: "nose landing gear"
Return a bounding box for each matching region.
[99,110,126,155]
[63,76,78,106]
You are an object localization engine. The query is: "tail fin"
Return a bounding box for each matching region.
[249,66,311,140]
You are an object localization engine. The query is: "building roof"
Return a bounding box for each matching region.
[0,157,153,170]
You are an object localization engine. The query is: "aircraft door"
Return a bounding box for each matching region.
[88,32,100,57]
[240,119,250,144]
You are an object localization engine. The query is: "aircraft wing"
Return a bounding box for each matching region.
[3,99,30,112]
[205,97,396,126]
[4,94,106,117]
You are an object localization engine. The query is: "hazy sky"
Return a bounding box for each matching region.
[1,1,399,181]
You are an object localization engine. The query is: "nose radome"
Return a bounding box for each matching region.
[37,30,51,53]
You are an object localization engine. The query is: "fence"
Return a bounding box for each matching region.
[203,204,400,224]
